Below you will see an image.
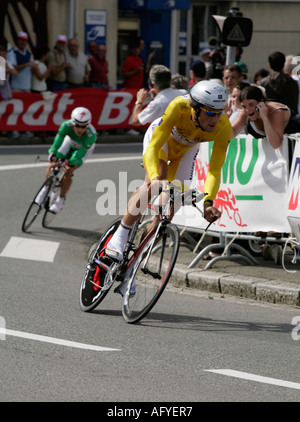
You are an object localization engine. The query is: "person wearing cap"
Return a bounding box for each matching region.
[235,61,249,83]
[189,60,206,86]
[200,48,213,72]
[105,80,231,262]
[6,31,37,138]
[47,35,71,91]
[6,31,36,92]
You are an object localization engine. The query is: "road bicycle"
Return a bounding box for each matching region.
[79,183,204,324]
[21,160,67,232]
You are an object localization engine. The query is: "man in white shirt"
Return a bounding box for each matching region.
[132,65,184,126]
[66,38,90,88]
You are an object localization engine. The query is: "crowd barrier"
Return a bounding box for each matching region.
[172,134,300,269]
[0,88,143,131]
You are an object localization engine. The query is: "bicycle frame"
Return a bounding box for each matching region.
[95,184,202,288]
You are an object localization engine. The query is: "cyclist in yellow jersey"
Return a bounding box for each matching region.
[106,80,231,261]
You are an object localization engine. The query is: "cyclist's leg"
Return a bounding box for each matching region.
[60,165,77,196]
[49,136,74,213]
[105,122,169,260]
[105,161,168,261]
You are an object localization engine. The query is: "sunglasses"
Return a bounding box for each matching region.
[199,106,223,117]
[75,124,88,129]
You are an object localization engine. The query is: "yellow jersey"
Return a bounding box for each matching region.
[143,95,232,202]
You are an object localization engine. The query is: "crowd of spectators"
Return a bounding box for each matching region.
[1,32,300,140]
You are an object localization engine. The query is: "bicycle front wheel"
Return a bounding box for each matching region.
[21,178,53,232]
[79,219,121,312]
[122,222,179,324]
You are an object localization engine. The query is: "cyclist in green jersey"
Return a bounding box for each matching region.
[35,107,97,213]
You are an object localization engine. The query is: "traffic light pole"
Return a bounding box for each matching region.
[226,45,236,66]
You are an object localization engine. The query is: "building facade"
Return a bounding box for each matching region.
[2,0,300,87]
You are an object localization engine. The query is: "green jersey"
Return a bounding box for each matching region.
[48,120,97,167]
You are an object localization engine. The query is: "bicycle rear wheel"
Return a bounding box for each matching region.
[122,222,179,324]
[79,219,121,312]
[21,178,53,232]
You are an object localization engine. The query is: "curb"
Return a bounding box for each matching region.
[87,243,300,308]
[170,262,300,307]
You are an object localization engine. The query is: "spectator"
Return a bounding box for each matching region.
[47,35,71,91]
[200,48,212,72]
[260,51,299,113]
[231,84,300,239]
[0,44,18,137]
[171,73,188,92]
[31,46,51,93]
[121,38,144,89]
[225,81,250,127]
[139,37,156,88]
[89,44,109,89]
[132,65,185,126]
[0,44,18,101]
[284,55,300,113]
[66,38,90,88]
[253,68,269,85]
[87,40,98,58]
[232,84,300,148]
[189,60,206,86]
[6,31,37,138]
[222,64,243,96]
[6,31,36,92]
[235,61,249,82]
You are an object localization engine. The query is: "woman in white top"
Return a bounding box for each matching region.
[31,46,51,93]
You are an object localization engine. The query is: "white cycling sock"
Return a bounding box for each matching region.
[105,221,132,260]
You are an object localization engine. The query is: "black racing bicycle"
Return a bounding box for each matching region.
[79,183,204,324]
[21,160,66,232]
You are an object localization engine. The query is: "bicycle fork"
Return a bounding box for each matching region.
[140,220,165,280]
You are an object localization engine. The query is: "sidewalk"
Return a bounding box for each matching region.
[2,132,300,308]
[170,232,300,308]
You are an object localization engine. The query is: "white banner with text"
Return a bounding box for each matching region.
[173,134,292,233]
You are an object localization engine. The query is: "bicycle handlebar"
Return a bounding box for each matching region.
[160,182,204,206]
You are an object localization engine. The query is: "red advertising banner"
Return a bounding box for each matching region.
[0,88,144,131]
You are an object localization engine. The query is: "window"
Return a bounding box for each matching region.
[192,5,218,54]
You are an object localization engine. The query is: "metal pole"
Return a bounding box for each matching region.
[226,45,236,65]
[67,0,75,39]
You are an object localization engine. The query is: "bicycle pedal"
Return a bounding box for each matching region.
[94,256,115,271]
[113,281,127,296]
[113,284,122,294]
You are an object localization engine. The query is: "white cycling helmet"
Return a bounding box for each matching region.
[71,107,92,125]
[190,80,228,110]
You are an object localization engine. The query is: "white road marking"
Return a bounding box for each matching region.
[0,156,141,171]
[205,369,300,391]
[0,328,120,351]
[0,236,60,262]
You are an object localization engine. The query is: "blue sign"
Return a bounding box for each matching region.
[85,10,107,52]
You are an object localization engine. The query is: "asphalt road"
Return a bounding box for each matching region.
[0,143,300,403]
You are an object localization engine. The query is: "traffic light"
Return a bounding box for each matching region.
[212,8,253,47]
